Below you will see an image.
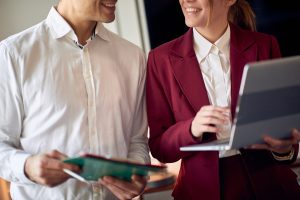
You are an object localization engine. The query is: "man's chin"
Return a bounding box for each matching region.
[99,15,116,23]
[104,18,115,23]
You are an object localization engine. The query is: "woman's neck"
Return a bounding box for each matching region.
[195,20,229,43]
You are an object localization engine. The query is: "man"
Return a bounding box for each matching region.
[0,0,150,199]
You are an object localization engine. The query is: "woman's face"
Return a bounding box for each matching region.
[179,0,232,29]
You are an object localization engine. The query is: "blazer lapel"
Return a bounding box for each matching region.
[169,29,210,113]
[168,25,258,116]
[230,24,257,119]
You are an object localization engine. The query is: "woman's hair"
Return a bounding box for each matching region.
[207,0,256,31]
[228,0,256,31]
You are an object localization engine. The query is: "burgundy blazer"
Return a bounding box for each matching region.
[146,24,300,200]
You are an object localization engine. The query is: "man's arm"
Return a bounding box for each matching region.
[97,49,149,200]
[127,50,150,164]
[0,41,33,184]
[0,42,79,186]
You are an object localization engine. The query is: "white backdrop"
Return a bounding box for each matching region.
[0,0,150,53]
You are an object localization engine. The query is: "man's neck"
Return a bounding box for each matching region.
[57,3,97,45]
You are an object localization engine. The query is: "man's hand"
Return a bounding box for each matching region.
[250,129,300,154]
[24,150,80,187]
[99,175,147,200]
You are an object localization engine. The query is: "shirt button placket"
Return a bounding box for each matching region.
[82,47,98,153]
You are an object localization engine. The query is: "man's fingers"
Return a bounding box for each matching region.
[40,157,80,172]
[35,168,70,180]
[28,164,71,187]
[46,150,67,160]
[102,176,145,195]
[45,150,80,172]
[131,175,147,191]
[100,178,136,200]
[25,152,80,187]
[102,176,135,191]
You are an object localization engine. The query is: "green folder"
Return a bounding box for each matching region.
[63,153,166,181]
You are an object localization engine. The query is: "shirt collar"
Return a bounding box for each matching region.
[46,7,73,39]
[95,23,110,42]
[215,25,230,56]
[193,25,230,61]
[46,7,110,42]
[193,28,213,61]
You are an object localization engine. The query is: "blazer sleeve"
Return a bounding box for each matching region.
[270,35,281,58]
[146,50,200,163]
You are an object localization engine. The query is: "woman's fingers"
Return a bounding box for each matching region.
[191,105,231,138]
[251,129,300,154]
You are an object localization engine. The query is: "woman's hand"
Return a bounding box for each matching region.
[99,175,147,200]
[250,129,300,154]
[191,105,231,138]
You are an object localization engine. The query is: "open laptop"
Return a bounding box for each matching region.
[180,55,300,151]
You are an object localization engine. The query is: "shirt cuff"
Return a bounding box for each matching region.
[10,151,36,184]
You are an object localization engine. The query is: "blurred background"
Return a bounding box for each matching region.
[1,0,300,56]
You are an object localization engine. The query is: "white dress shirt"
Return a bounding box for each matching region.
[0,7,149,200]
[193,26,239,157]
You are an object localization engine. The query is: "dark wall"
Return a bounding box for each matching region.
[248,0,300,57]
[144,0,300,57]
[144,0,188,49]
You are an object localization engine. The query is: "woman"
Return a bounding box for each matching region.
[146,0,300,199]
